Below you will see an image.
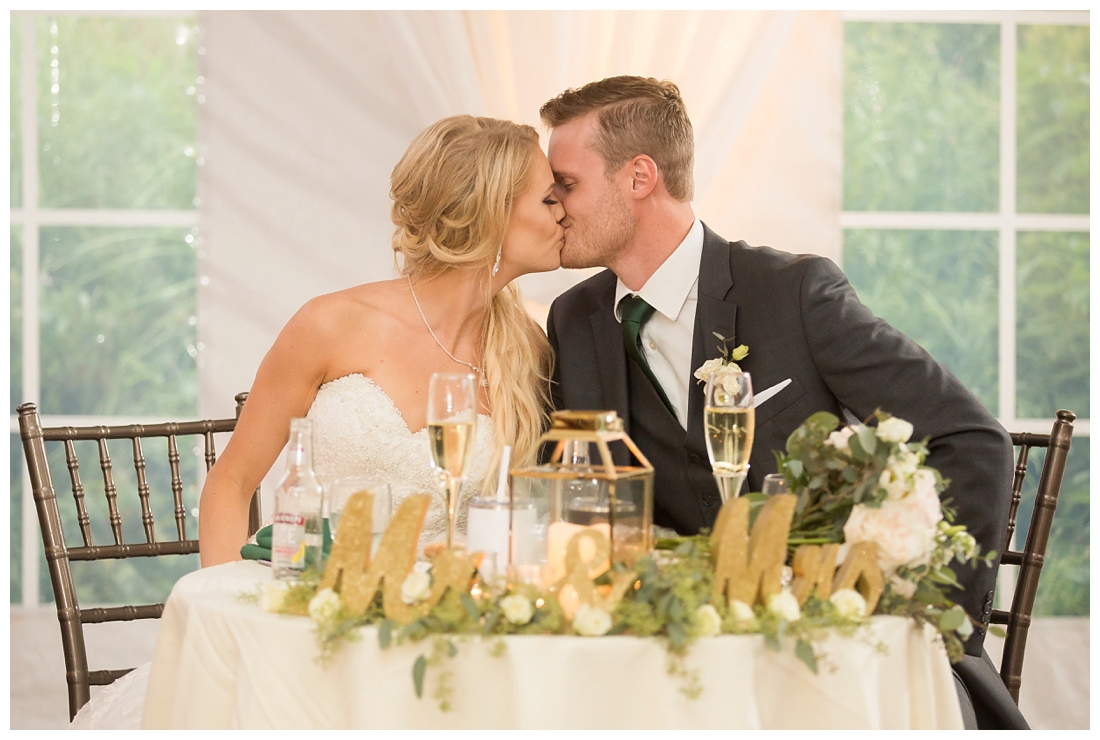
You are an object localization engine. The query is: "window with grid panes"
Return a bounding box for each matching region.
[841,13,1089,616]
[10,13,203,606]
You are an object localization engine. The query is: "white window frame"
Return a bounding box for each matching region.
[840,10,1091,610]
[9,10,199,607]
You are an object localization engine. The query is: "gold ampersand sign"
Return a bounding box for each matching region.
[554,528,636,619]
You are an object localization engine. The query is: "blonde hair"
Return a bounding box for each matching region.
[540,75,694,202]
[390,115,552,489]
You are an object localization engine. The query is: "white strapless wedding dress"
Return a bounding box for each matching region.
[70,373,496,729]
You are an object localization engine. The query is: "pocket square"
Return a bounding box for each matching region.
[753,379,792,409]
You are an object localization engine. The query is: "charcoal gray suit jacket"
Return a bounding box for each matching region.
[546,223,1014,658]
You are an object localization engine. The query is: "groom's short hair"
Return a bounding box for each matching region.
[540,76,694,202]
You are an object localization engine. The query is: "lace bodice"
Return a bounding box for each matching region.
[307,373,495,546]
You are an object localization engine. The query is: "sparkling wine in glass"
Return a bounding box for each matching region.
[427,373,478,548]
[704,369,754,503]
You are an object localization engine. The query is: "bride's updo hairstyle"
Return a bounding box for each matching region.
[390,115,552,488]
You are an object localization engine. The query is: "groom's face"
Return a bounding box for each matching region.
[547,114,634,269]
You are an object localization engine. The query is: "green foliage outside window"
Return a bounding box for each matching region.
[37,16,199,209]
[39,227,199,416]
[843,229,999,412]
[844,22,1000,212]
[1016,231,1089,419]
[1017,25,1090,214]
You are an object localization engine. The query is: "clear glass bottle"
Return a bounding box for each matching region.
[271,418,324,580]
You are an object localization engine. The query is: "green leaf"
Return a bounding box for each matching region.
[764,631,781,652]
[795,639,819,674]
[445,639,458,658]
[378,618,394,649]
[856,425,878,456]
[668,620,687,650]
[787,459,804,479]
[412,654,427,698]
[460,593,481,621]
[987,625,1007,638]
[939,606,966,632]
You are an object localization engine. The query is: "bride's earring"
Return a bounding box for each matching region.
[491,246,503,277]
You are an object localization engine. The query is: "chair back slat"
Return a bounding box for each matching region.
[999,410,1075,704]
[64,439,94,547]
[132,436,156,543]
[1004,444,1029,552]
[97,438,124,545]
[16,398,257,721]
[203,430,217,471]
[167,434,188,541]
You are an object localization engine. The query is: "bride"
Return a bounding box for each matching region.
[201,114,563,565]
[70,115,564,728]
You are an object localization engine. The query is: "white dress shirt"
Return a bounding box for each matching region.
[614,218,704,430]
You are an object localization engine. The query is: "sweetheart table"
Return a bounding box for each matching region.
[140,561,963,729]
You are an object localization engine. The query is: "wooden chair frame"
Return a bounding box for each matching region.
[991,409,1075,704]
[17,392,261,721]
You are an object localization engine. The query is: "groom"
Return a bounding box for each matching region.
[541,76,1023,729]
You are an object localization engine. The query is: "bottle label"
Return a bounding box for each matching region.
[272,511,307,571]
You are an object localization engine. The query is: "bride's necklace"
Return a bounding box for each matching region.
[408,275,488,388]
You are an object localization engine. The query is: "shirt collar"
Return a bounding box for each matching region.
[614,218,704,322]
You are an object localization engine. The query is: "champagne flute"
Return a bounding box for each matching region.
[427,373,478,549]
[704,369,755,503]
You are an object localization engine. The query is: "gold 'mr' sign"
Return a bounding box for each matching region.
[710,494,883,616]
[318,491,480,622]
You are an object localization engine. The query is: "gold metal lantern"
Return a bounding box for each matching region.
[509,410,654,582]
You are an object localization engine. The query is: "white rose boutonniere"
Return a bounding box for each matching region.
[573,603,613,636]
[694,333,748,384]
[400,571,432,604]
[500,594,535,625]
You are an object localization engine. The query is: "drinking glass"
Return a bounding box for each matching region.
[427,373,478,549]
[761,474,789,496]
[325,477,391,553]
[704,369,754,503]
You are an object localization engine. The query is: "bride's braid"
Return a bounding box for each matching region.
[390,116,552,491]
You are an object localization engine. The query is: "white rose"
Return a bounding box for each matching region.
[573,603,613,636]
[911,469,944,527]
[889,573,917,598]
[260,581,289,613]
[400,571,432,604]
[878,468,910,501]
[825,427,856,453]
[876,417,914,444]
[829,588,868,619]
[694,358,727,384]
[694,604,722,637]
[500,594,534,625]
[890,449,921,476]
[308,587,340,623]
[728,599,757,628]
[844,501,936,573]
[767,590,801,622]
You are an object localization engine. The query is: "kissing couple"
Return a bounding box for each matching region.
[198,75,1020,729]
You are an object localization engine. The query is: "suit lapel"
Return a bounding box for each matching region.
[686,225,739,458]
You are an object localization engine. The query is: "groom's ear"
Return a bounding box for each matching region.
[627,154,660,200]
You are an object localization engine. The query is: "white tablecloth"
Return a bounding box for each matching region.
[141,561,963,729]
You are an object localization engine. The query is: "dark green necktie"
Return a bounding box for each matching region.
[619,294,676,416]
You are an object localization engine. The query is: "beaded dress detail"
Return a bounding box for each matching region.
[307,373,495,546]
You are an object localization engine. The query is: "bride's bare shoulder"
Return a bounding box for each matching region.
[283,279,408,340]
